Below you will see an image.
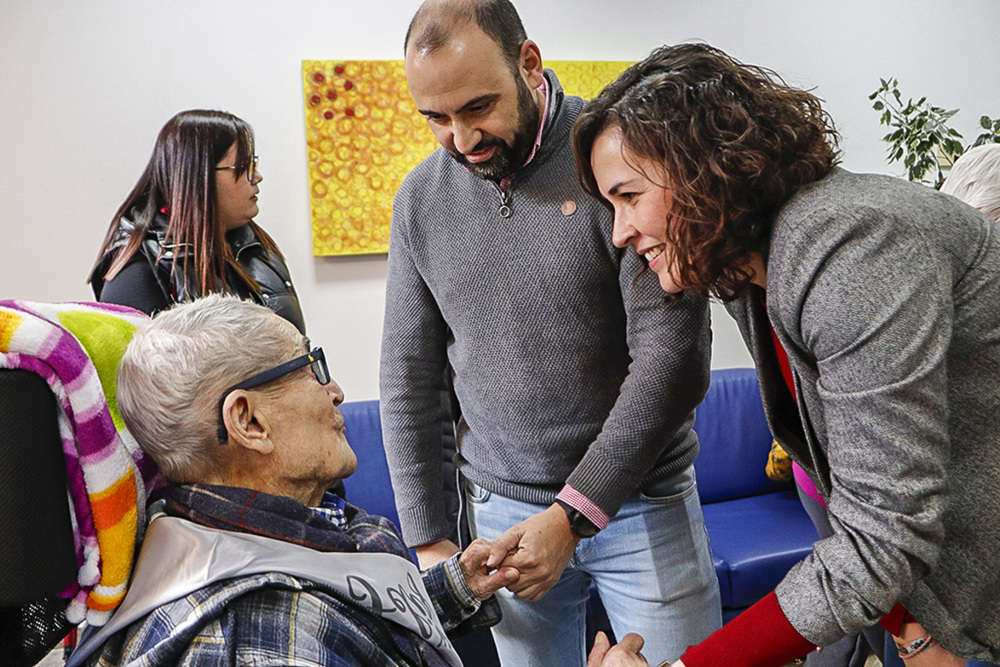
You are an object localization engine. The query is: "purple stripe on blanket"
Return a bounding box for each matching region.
[49,330,91,385]
[45,337,120,461]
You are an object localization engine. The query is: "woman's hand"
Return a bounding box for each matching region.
[587,631,650,667]
[893,622,964,667]
[904,647,963,667]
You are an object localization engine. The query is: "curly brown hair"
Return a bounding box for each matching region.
[574,43,840,300]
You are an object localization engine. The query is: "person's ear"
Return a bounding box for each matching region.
[519,39,544,89]
[221,390,274,455]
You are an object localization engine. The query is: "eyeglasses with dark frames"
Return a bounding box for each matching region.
[216,346,329,443]
[215,154,259,183]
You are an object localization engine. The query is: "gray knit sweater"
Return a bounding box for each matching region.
[380,71,711,547]
[727,168,1000,661]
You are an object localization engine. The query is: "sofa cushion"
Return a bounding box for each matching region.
[702,490,818,609]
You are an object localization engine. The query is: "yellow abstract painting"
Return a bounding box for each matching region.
[303,60,631,256]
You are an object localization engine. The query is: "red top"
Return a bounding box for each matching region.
[680,314,910,666]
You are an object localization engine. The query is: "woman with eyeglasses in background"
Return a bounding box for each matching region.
[89,109,306,334]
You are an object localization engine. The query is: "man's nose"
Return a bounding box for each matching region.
[327,380,344,406]
[452,123,481,155]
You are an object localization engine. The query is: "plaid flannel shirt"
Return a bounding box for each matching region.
[86,485,499,666]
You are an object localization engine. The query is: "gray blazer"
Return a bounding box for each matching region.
[726,168,1000,661]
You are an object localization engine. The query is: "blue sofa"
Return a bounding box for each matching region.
[691,368,819,621]
[339,367,819,626]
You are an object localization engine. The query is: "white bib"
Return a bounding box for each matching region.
[68,516,461,666]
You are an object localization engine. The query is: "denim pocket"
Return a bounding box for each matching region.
[465,480,492,504]
[639,466,698,505]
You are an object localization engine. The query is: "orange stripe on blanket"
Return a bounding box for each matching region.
[91,477,140,595]
[92,475,139,531]
[95,505,139,586]
[88,587,128,613]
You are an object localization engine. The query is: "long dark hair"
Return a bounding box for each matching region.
[91,109,280,295]
[574,43,840,300]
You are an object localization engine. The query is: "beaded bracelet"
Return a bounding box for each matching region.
[896,633,938,660]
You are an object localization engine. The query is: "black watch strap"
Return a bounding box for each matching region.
[555,499,600,538]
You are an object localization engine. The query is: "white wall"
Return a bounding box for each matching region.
[2,1,998,399]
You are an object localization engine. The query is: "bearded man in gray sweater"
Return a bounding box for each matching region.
[380,2,721,664]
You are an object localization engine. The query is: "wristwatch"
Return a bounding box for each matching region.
[555,499,600,538]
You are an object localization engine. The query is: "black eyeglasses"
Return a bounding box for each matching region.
[215,154,259,183]
[216,347,329,443]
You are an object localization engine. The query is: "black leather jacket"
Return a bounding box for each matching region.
[91,210,307,334]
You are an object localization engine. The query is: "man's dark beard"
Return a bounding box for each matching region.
[447,74,541,182]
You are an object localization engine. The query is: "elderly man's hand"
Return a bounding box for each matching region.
[587,632,651,667]
[484,503,580,600]
[458,538,520,600]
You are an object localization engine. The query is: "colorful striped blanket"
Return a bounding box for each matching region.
[0,300,163,625]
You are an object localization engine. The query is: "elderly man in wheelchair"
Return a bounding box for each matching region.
[71,294,518,666]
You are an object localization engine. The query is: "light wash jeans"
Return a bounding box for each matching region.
[465,465,722,667]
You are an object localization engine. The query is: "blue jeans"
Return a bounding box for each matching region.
[465,465,722,667]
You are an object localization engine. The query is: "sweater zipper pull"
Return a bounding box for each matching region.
[496,187,512,218]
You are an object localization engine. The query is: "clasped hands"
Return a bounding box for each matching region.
[418,503,582,600]
[429,505,686,666]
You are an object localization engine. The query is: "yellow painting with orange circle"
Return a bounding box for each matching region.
[303,60,632,256]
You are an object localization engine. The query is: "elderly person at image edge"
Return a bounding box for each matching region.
[74,294,517,667]
[574,45,1000,667]
[940,142,1000,223]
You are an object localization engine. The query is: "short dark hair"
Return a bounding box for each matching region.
[574,43,840,300]
[405,0,528,74]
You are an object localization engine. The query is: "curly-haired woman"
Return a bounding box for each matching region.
[575,43,1000,667]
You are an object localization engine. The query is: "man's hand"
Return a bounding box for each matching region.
[414,539,460,571]
[587,631,649,667]
[458,538,520,599]
[485,503,580,600]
